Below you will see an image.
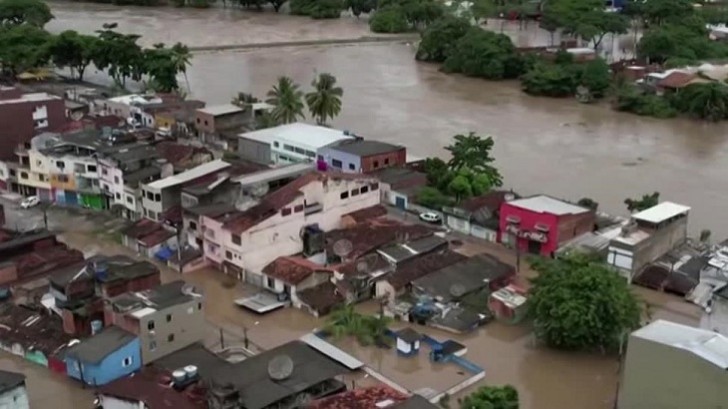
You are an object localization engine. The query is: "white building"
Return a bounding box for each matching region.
[102,94,163,128]
[237,123,354,165]
[0,370,29,409]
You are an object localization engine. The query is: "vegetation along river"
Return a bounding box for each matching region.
[47,1,728,238]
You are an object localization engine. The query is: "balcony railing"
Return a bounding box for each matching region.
[304,203,323,216]
[14,145,28,156]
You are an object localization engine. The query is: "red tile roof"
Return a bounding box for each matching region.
[223,171,376,234]
[261,256,332,285]
[387,250,467,290]
[307,386,408,409]
[297,281,344,315]
[325,220,433,261]
[99,367,207,409]
[342,204,387,223]
[657,71,695,89]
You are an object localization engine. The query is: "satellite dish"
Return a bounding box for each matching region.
[449,284,466,298]
[268,355,294,381]
[332,239,353,259]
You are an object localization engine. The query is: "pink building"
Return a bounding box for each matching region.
[200,171,381,285]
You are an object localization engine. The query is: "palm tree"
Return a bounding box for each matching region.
[266,76,305,124]
[231,92,260,107]
[170,42,192,94]
[323,305,362,339]
[305,73,343,125]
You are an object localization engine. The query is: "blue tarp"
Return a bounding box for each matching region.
[155,246,174,261]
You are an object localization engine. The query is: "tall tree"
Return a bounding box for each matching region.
[46,30,98,81]
[543,0,628,49]
[444,132,503,187]
[0,0,53,28]
[528,253,642,351]
[0,24,51,76]
[170,42,192,92]
[460,385,519,409]
[266,76,305,124]
[143,43,182,92]
[415,15,471,62]
[305,72,343,125]
[676,82,728,122]
[624,191,659,212]
[93,23,145,88]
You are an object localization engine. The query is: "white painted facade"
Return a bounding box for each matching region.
[98,395,144,409]
[0,384,29,409]
[220,176,380,278]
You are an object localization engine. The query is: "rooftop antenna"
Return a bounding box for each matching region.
[332,239,353,260]
[267,355,294,381]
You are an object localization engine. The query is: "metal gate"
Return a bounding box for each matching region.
[65,191,78,206]
[395,196,406,209]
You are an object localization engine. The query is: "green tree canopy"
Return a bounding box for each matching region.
[624,191,659,212]
[543,0,628,49]
[528,253,642,351]
[579,58,611,98]
[520,61,578,97]
[415,15,471,62]
[346,0,376,17]
[93,23,145,87]
[626,0,694,26]
[445,132,503,187]
[442,27,522,80]
[460,385,519,409]
[266,76,305,124]
[369,6,409,32]
[673,82,728,122]
[46,30,98,81]
[0,24,51,75]
[447,174,473,202]
[231,92,260,107]
[417,186,452,209]
[305,72,343,125]
[0,0,53,28]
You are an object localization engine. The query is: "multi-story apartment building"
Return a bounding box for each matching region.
[200,171,380,286]
[104,280,204,364]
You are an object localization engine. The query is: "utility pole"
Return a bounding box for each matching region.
[219,328,225,349]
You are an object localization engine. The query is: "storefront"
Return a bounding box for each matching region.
[79,193,105,210]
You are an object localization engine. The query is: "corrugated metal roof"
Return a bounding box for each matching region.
[632,202,690,224]
[508,195,588,215]
[632,320,728,369]
[299,333,364,370]
[145,159,230,190]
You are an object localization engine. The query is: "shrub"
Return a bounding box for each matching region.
[310,0,343,18]
[442,28,522,80]
[521,62,578,97]
[369,6,410,33]
[415,16,471,62]
[614,85,677,118]
[416,186,451,209]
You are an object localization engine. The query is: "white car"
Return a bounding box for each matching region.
[419,211,441,223]
[20,196,40,209]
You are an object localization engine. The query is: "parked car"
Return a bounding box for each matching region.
[20,196,40,209]
[419,211,441,223]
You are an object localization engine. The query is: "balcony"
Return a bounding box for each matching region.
[14,145,28,157]
[304,202,323,216]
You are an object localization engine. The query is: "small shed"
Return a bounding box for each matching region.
[488,284,528,324]
[395,328,422,357]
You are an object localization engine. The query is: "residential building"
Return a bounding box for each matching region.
[317,139,406,173]
[49,256,161,336]
[120,218,178,259]
[0,370,28,409]
[618,320,728,409]
[307,386,438,409]
[64,326,142,386]
[202,172,381,285]
[237,123,354,165]
[370,167,428,210]
[498,195,595,257]
[375,250,467,302]
[442,191,517,242]
[12,133,57,199]
[98,367,207,409]
[0,87,66,165]
[607,202,690,281]
[155,141,214,172]
[141,159,231,222]
[101,94,163,127]
[206,340,350,409]
[194,104,246,136]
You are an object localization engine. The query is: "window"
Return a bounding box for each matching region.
[148,210,157,220]
[166,314,172,322]
[294,147,305,154]
[340,191,349,200]
[351,188,360,197]
[273,141,279,148]
[189,221,197,231]
[360,186,369,194]
[167,334,175,343]
[279,155,290,162]
[39,174,47,182]
[305,150,316,158]
[20,172,28,179]
[56,160,65,169]
[87,165,97,172]
[373,160,379,168]
[154,194,161,202]
[114,176,120,184]
[36,160,42,166]
[115,193,121,200]
[146,191,153,200]
[284,144,295,152]
[204,120,208,126]
[122,357,133,367]
[294,204,303,213]
[198,302,203,310]
[150,341,157,351]
[266,276,275,288]
[348,163,355,170]
[102,168,108,176]
[126,196,133,204]
[58,175,69,183]
[281,208,292,216]
[384,158,390,165]
[231,234,241,245]
[332,159,342,168]
[371,183,379,191]
[148,321,155,330]
[225,250,232,260]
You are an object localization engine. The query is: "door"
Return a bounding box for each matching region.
[395,196,406,209]
[65,191,78,206]
[528,240,541,255]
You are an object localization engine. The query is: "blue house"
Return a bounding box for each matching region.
[64,326,141,386]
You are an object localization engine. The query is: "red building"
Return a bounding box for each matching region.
[498,195,595,257]
[0,87,67,162]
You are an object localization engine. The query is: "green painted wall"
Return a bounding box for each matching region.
[80,194,105,210]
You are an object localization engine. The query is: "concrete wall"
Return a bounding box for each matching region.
[0,385,29,409]
[98,395,143,409]
[238,137,272,165]
[317,147,361,173]
[135,299,205,364]
[611,216,688,278]
[360,148,406,173]
[618,335,728,409]
[556,211,595,245]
